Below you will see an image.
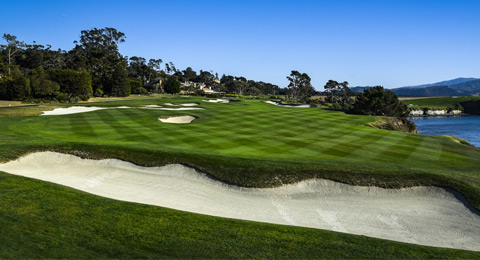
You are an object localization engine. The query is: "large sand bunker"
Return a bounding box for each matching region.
[0,152,479,251]
[158,115,196,124]
[41,106,203,115]
[41,106,107,115]
[265,101,312,108]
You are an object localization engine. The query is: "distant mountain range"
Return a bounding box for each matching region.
[351,78,480,96]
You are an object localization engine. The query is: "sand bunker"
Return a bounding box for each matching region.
[40,105,203,115]
[164,103,198,107]
[143,105,163,108]
[41,106,107,115]
[203,99,229,103]
[158,115,196,124]
[0,152,479,251]
[153,107,203,111]
[265,101,312,108]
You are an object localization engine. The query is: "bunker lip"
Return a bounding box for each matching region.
[158,115,197,124]
[1,151,479,252]
[264,101,312,108]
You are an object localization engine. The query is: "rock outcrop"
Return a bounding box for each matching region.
[369,117,418,134]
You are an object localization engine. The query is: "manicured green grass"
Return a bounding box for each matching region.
[402,96,480,108]
[1,96,480,258]
[1,171,479,259]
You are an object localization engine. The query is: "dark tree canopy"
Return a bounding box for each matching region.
[48,69,93,100]
[30,66,59,98]
[164,76,180,94]
[350,86,408,117]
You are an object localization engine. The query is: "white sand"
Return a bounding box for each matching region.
[164,103,198,107]
[41,106,107,115]
[265,101,311,108]
[179,103,199,107]
[0,152,479,251]
[158,116,196,124]
[40,105,203,115]
[152,107,204,111]
[203,99,229,103]
[143,105,163,108]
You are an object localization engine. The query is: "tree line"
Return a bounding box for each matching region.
[0,28,286,102]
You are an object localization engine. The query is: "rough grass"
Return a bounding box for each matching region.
[1,96,480,258]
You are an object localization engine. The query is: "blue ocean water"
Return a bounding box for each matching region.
[410,116,480,148]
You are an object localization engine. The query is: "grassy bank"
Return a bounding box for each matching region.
[1,96,480,258]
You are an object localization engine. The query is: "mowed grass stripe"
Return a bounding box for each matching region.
[68,112,98,138]
[95,109,152,142]
[376,135,422,164]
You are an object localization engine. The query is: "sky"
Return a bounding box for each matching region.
[1,0,479,90]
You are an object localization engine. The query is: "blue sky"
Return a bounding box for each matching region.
[1,0,479,90]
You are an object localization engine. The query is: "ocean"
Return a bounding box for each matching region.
[410,116,480,148]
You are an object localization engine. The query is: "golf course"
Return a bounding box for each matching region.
[1,96,480,258]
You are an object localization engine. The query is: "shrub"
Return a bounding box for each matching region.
[350,86,408,117]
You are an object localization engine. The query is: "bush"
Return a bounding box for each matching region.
[349,86,408,117]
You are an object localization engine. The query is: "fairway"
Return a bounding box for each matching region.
[1,96,480,257]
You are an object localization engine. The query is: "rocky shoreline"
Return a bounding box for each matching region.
[409,108,462,117]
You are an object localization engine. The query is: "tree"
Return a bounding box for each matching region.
[48,68,93,100]
[350,86,408,117]
[182,67,197,82]
[30,66,59,98]
[127,78,146,94]
[232,80,248,95]
[147,58,163,82]
[1,34,26,76]
[72,27,127,96]
[163,75,180,94]
[286,70,315,102]
[324,80,352,105]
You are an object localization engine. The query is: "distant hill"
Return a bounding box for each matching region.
[351,78,480,97]
[449,79,480,94]
[350,86,372,93]
[401,78,479,89]
[392,86,461,97]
